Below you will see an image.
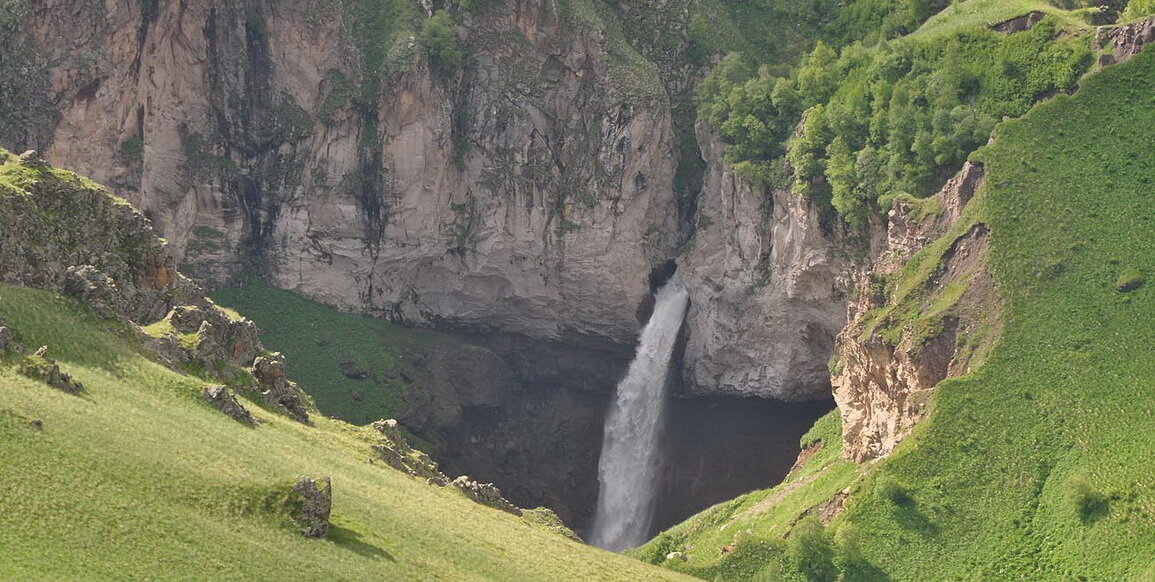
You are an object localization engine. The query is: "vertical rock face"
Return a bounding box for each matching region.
[23,0,679,346]
[832,162,998,462]
[677,129,853,401]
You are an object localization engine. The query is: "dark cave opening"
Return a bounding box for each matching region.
[651,395,835,536]
[424,330,835,541]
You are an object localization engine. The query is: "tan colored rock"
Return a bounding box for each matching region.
[832,162,998,462]
[28,0,679,347]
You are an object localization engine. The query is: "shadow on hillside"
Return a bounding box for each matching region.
[328,523,394,561]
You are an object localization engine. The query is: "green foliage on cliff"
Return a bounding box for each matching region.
[0,283,688,580]
[699,6,1092,222]
[648,20,1155,581]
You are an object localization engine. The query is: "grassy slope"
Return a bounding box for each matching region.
[212,281,468,427]
[642,9,1155,582]
[0,285,686,581]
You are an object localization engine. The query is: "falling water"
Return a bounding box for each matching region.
[590,276,690,551]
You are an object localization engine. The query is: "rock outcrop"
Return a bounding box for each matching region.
[451,475,523,516]
[832,162,999,461]
[371,418,449,485]
[1098,16,1155,66]
[0,150,195,323]
[252,353,310,423]
[18,346,85,394]
[201,384,257,425]
[677,129,852,401]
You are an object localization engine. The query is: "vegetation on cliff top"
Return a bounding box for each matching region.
[698,2,1095,222]
[642,13,1155,581]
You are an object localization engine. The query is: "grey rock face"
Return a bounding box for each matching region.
[200,385,257,425]
[252,353,310,423]
[18,347,84,394]
[451,475,522,516]
[678,129,853,401]
[288,476,332,538]
[370,418,449,485]
[25,0,679,347]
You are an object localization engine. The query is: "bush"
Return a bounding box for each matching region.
[787,517,838,582]
[420,10,461,74]
[1115,266,1145,292]
[1066,474,1110,523]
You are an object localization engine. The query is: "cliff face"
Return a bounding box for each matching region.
[678,129,853,401]
[831,162,999,461]
[22,0,678,347]
[11,0,856,400]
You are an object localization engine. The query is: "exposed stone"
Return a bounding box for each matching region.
[665,552,688,562]
[252,353,310,423]
[451,475,522,516]
[521,507,582,542]
[17,150,47,168]
[200,385,257,425]
[17,348,85,394]
[0,150,197,324]
[989,11,1044,34]
[288,476,332,538]
[832,163,998,462]
[370,419,449,484]
[0,325,12,353]
[30,419,43,430]
[1098,16,1155,66]
[62,266,120,317]
[678,127,854,401]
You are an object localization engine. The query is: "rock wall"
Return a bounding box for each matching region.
[20,0,678,347]
[831,162,999,461]
[677,129,854,401]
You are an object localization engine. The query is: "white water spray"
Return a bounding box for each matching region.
[590,276,689,551]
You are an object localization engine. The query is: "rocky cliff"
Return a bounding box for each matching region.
[6,0,854,400]
[831,162,1000,461]
[677,129,853,401]
[15,0,678,346]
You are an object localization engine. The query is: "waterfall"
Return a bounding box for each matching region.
[589,276,689,551]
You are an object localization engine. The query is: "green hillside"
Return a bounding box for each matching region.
[638,13,1155,582]
[0,283,684,580]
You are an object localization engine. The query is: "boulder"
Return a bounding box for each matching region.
[288,476,332,538]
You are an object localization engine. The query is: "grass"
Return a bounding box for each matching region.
[212,281,475,427]
[647,23,1155,581]
[0,284,687,580]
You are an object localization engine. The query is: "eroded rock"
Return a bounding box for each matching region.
[678,127,853,401]
[18,347,84,394]
[832,163,999,462]
[288,476,332,538]
[200,385,257,425]
[252,353,310,423]
[451,475,522,516]
[370,419,449,484]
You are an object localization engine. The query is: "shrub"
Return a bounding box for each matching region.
[420,10,461,74]
[1065,474,1110,523]
[1115,266,1145,292]
[787,517,837,582]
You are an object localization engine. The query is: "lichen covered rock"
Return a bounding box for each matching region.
[370,419,448,485]
[288,476,332,538]
[251,353,310,423]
